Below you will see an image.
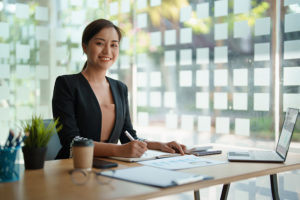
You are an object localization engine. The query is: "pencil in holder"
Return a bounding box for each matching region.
[0,147,20,183]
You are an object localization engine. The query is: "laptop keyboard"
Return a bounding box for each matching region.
[251,151,282,160]
[228,152,250,157]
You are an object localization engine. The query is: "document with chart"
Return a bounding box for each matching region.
[139,155,226,170]
[109,149,180,162]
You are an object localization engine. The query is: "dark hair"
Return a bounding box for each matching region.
[81,19,122,70]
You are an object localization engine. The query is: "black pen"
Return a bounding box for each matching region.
[15,132,23,147]
[5,130,14,147]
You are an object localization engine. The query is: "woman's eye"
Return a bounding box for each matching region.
[112,44,119,48]
[96,42,103,45]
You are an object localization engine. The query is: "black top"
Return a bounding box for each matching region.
[52,73,138,159]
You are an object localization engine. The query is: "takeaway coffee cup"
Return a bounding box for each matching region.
[72,138,94,170]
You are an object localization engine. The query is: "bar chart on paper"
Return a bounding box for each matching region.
[139,155,226,170]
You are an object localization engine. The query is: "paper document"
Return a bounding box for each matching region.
[99,166,212,188]
[139,155,226,170]
[109,149,180,162]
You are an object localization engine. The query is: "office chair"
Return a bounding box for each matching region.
[43,119,62,161]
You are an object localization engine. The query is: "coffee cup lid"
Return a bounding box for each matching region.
[72,137,94,147]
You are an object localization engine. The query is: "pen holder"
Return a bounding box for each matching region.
[0,147,20,183]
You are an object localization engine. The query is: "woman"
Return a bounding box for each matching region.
[52,19,186,159]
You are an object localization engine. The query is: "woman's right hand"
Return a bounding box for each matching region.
[118,141,148,158]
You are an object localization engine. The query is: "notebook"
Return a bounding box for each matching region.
[228,108,299,163]
[99,165,212,188]
[109,149,180,162]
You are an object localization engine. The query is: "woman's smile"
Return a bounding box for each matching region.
[99,56,112,62]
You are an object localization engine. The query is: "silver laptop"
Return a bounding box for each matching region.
[228,108,299,163]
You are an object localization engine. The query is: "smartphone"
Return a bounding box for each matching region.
[187,146,213,153]
[193,149,222,156]
[93,158,118,169]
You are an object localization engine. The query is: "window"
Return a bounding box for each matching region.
[0,0,299,199]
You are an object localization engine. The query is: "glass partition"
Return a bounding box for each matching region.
[281,1,300,144]
[0,0,300,199]
[0,0,299,148]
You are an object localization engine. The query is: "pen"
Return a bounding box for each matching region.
[5,130,14,147]
[15,132,23,147]
[125,130,135,141]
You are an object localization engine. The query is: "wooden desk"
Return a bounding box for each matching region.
[1,145,300,200]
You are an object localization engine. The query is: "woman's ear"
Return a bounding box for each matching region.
[82,43,87,54]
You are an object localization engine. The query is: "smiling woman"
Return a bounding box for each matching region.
[52,19,186,160]
[81,20,122,144]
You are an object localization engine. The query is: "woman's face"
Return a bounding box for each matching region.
[83,27,120,70]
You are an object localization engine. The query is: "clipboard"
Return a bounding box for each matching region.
[99,166,213,188]
[109,150,180,162]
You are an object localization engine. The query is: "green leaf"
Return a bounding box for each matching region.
[22,115,63,148]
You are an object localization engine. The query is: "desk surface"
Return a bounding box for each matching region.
[1,145,300,200]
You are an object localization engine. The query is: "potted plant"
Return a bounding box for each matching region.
[22,115,62,170]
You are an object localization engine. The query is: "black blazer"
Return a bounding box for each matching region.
[52,73,138,159]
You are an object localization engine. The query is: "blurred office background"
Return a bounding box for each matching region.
[0,0,299,199]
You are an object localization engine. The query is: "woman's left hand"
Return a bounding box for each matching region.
[160,141,186,155]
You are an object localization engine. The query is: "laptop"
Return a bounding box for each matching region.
[228,108,299,163]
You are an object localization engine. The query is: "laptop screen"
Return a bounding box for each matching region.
[276,108,299,158]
